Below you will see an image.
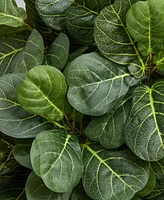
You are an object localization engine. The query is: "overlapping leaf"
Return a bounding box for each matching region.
[67,52,139,116]
[85,97,131,149]
[35,0,72,31]
[25,171,71,200]
[82,143,149,200]
[94,0,146,78]
[11,29,44,73]
[30,130,84,192]
[125,81,164,161]
[0,73,54,138]
[0,31,30,76]
[46,33,70,71]
[126,0,164,56]
[17,65,71,121]
[66,0,113,44]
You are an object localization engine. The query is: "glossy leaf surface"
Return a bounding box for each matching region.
[125,82,164,161]
[94,0,145,78]
[67,52,139,116]
[82,143,149,200]
[17,65,70,121]
[126,0,164,56]
[30,130,84,192]
[25,171,71,200]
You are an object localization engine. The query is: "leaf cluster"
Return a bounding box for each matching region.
[0,0,164,199]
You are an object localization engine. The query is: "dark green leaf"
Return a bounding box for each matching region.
[0,73,54,138]
[94,0,146,78]
[17,65,71,121]
[11,29,44,73]
[82,143,149,200]
[154,51,164,70]
[67,52,139,116]
[46,33,70,70]
[25,171,71,200]
[30,129,84,192]
[35,0,72,31]
[126,0,164,56]
[125,81,164,161]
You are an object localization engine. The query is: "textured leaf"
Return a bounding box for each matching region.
[25,171,71,200]
[13,143,32,169]
[0,167,29,200]
[0,73,54,138]
[126,0,164,56]
[30,130,84,192]
[67,52,139,116]
[11,29,44,73]
[35,0,72,31]
[66,0,113,44]
[46,33,70,70]
[94,0,146,78]
[17,65,71,121]
[154,50,164,70]
[0,0,27,27]
[0,31,30,76]
[85,96,131,149]
[82,143,149,200]
[125,81,164,161]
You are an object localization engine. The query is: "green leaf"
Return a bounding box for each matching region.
[0,167,29,200]
[17,65,71,121]
[0,0,27,27]
[94,0,146,78]
[67,52,139,116]
[0,31,30,76]
[46,33,70,71]
[85,96,131,149]
[11,29,44,73]
[30,129,84,192]
[25,171,71,200]
[125,81,164,161]
[0,73,54,138]
[82,143,149,200]
[13,143,32,169]
[153,51,164,70]
[66,0,113,44]
[35,0,72,31]
[126,0,164,56]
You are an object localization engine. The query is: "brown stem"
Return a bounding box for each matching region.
[147,52,153,86]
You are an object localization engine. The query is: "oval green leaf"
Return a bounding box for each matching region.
[25,171,71,200]
[67,52,139,116]
[125,82,164,161]
[82,143,149,200]
[30,130,84,192]
[94,0,145,78]
[17,65,71,121]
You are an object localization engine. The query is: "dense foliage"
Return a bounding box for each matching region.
[1,0,164,199]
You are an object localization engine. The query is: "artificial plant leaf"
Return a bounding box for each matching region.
[0,0,27,27]
[153,50,164,70]
[17,65,71,121]
[85,96,131,149]
[0,167,30,200]
[82,143,149,200]
[125,81,164,161]
[30,129,84,192]
[0,73,54,138]
[71,181,93,200]
[0,31,30,76]
[66,0,113,44]
[11,29,44,73]
[46,33,70,71]
[94,0,146,78]
[35,0,72,31]
[67,52,139,116]
[126,0,164,56]
[25,171,71,200]
[13,143,32,169]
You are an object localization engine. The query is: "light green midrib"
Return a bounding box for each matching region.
[0,13,24,23]
[82,144,135,192]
